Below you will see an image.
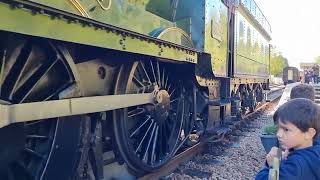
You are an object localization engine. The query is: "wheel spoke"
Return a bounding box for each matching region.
[170,98,178,103]
[18,58,59,103]
[130,115,151,138]
[1,42,26,84]
[142,122,157,163]
[9,44,34,99]
[164,74,169,89]
[150,125,159,164]
[177,94,186,143]
[24,148,44,159]
[156,61,161,88]
[169,88,176,97]
[13,63,42,97]
[133,75,145,88]
[0,50,7,96]
[173,134,190,155]
[150,61,157,86]
[2,43,32,99]
[139,62,152,85]
[128,107,146,118]
[26,135,48,140]
[43,81,74,101]
[161,68,165,88]
[167,83,172,92]
[135,119,155,153]
[183,102,191,133]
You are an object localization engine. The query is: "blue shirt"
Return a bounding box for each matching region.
[314,136,320,145]
[255,143,320,180]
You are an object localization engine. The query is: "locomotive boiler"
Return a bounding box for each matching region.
[0,0,271,179]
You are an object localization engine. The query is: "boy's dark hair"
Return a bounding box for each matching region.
[290,84,315,101]
[273,98,320,138]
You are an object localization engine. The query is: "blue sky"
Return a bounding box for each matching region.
[255,0,320,68]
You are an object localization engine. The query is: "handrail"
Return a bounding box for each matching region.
[240,0,271,35]
[96,0,112,10]
[69,0,90,18]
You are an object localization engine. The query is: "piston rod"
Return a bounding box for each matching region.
[0,93,155,128]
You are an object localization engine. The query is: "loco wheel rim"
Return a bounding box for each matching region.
[0,34,88,180]
[113,60,192,175]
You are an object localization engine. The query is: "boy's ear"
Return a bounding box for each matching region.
[305,128,316,140]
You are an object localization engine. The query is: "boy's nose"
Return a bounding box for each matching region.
[276,129,282,138]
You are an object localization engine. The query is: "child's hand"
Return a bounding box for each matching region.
[266,147,279,167]
[282,149,289,160]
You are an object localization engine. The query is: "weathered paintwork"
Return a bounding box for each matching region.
[0,1,197,63]
[0,0,270,79]
[27,0,196,48]
[30,0,173,38]
[172,0,229,77]
[233,3,270,78]
[204,0,228,77]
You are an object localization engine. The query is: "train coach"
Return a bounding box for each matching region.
[0,0,271,179]
[283,66,299,85]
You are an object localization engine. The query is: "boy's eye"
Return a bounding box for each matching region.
[284,128,289,132]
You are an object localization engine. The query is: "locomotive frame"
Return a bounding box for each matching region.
[0,0,271,179]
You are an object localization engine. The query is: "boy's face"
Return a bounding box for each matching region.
[276,120,315,150]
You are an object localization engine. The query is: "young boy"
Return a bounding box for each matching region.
[256,98,320,179]
[289,83,320,145]
[290,84,315,101]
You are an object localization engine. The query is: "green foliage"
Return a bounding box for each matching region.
[270,47,289,76]
[315,56,320,64]
[262,124,278,135]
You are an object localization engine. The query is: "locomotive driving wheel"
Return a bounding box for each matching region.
[113,60,193,175]
[0,34,89,180]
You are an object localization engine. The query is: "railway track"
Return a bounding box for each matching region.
[140,88,284,180]
[169,102,281,179]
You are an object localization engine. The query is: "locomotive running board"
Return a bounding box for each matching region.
[0,93,155,128]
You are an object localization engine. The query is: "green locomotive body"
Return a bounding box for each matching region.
[0,0,271,179]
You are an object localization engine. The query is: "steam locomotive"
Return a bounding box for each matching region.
[0,0,270,179]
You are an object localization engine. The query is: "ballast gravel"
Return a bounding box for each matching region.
[165,107,277,180]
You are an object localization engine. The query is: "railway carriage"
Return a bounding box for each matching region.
[282,66,299,85]
[0,0,271,179]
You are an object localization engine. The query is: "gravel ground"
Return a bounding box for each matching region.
[165,105,277,180]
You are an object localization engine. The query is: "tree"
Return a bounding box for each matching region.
[315,56,320,64]
[269,47,288,76]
